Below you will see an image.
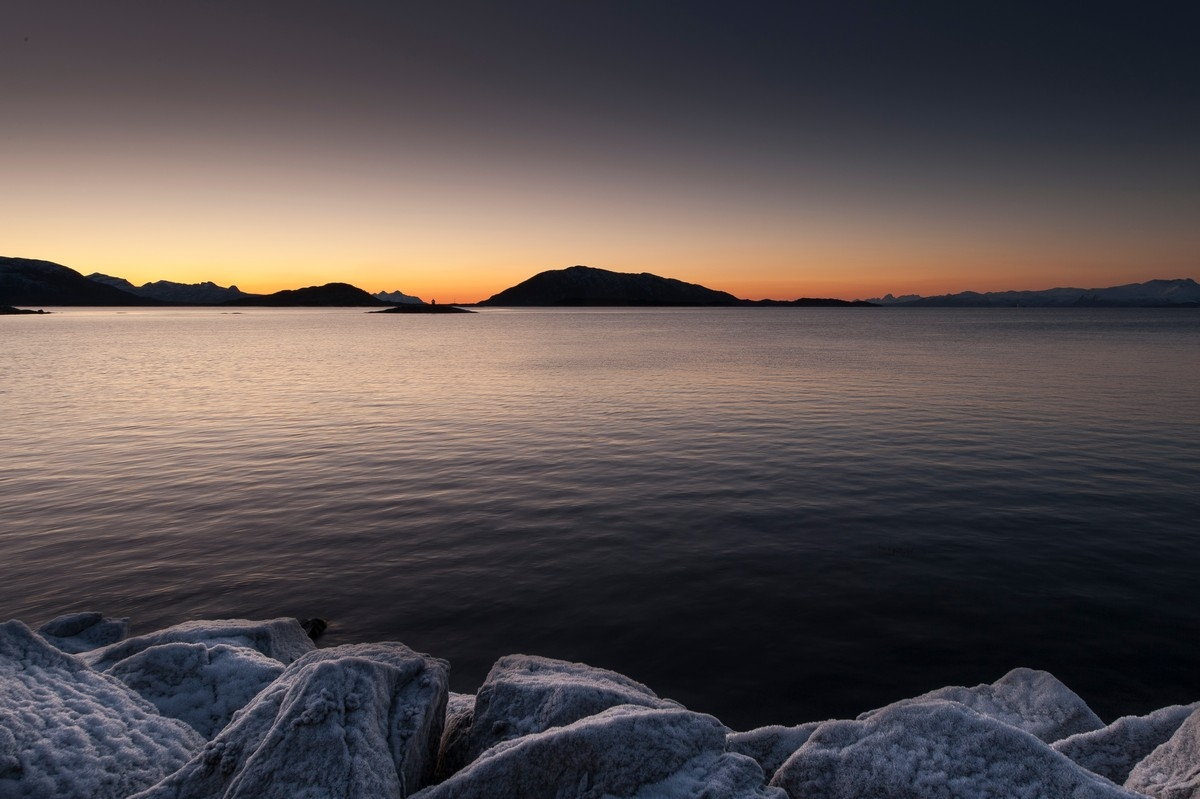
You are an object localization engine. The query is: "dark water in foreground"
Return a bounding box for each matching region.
[2,307,1198,729]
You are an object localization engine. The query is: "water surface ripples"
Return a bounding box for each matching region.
[2,307,1198,728]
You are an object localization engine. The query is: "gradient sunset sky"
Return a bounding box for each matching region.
[3,1,1197,302]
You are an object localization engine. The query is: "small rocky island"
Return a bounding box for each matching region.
[1,305,48,314]
[3,611,1197,799]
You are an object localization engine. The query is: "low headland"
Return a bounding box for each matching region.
[4,610,1197,799]
[371,304,476,314]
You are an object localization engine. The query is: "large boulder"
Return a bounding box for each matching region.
[858,667,1104,743]
[1054,702,1199,784]
[726,723,821,782]
[131,643,448,799]
[83,617,315,671]
[107,642,286,738]
[0,620,203,799]
[772,699,1144,799]
[414,704,783,799]
[450,654,680,767]
[1125,706,1200,799]
[36,611,129,654]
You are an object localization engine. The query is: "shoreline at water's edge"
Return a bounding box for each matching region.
[6,612,1199,798]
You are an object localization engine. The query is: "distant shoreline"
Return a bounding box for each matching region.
[3,256,1198,308]
[371,304,475,314]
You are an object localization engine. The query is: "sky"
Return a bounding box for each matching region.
[2,1,1197,302]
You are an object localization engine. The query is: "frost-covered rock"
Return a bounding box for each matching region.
[131,642,448,799]
[858,667,1104,743]
[772,699,1144,799]
[107,642,286,738]
[726,722,820,782]
[433,692,476,782]
[83,617,315,671]
[0,620,203,799]
[1125,706,1200,799]
[36,611,129,654]
[1054,702,1199,784]
[414,704,784,799]
[451,654,680,767]
[443,691,475,719]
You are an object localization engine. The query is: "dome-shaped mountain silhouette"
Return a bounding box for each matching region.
[479,265,739,306]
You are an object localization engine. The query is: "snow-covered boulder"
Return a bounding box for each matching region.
[0,620,204,799]
[771,699,1144,799]
[131,642,449,799]
[1125,706,1200,799]
[83,617,315,671]
[1054,702,1199,784]
[107,642,287,738]
[858,667,1104,743]
[450,654,680,768]
[414,704,784,799]
[36,611,129,654]
[726,722,821,782]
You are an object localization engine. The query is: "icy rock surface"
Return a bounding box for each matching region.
[433,692,476,782]
[451,654,680,767]
[36,611,129,654]
[1054,702,1199,784]
[858,666,1104,743]
[131,642,448,799]
[772,699,1144,799]
[107,642,286,739]
[726,722,821,782]
[83,617,315,671]
[0,620,204,799]
[1125,706,1200,799]
[414,704,783,799]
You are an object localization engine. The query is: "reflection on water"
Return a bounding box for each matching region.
[2,307,1198,728]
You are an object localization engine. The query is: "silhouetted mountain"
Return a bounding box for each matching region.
[87,273,255,304]
[885,279,1200,308]
[373,289,425,304]
[862,293,923,305]
[0,257,157,306]
[480,265,740,306]
[2,305,49,314]
[223,282,388,307]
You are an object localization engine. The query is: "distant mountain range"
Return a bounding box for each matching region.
[87,273,255,304]
[0,257,398,307]
[865,278,1200,307]
[1,257,162,306]
[88,272,423,306]
[3,255,1197,309]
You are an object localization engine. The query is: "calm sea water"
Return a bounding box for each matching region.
[2,306,1198,729]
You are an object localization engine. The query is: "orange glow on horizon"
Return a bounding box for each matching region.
[26,246,1193,306]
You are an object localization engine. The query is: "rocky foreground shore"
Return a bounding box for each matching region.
[2,614,1197,799]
